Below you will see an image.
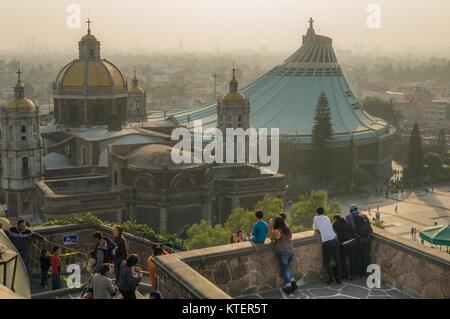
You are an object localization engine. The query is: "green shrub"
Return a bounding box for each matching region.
[42,213,185,251]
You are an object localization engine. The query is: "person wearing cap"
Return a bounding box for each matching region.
[345,204,373,277]
[345,204,359,231]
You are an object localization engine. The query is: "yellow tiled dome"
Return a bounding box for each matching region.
[4,98,36,112]
[55,60,126,89]
[221,92,246,103]
[128,87,144,94]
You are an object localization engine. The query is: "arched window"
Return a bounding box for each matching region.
[22,157,29,177]
[21,125,27,141]
[136,100,140,110]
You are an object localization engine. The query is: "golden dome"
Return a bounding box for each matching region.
[55,59,126,90]
[221,91,246,103]
[4,98,36,112]
[128,87,144,94]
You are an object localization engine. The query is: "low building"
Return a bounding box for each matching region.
[424,99,450,128]
[37,143,287,234]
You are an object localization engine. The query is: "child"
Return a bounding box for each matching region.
[87,250,97,276]
[39,249,51,288]
[50,246,62,290]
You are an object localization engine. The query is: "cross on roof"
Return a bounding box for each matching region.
[16,68,22,82]
[309,17,314,29]
[86,18,92,34]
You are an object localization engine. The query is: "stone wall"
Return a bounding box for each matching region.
[371,230,450,299]
[156,229,450,299]
[188,231,322,297]
[155,231,322,299]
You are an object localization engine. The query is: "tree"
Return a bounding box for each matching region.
[43,213,185,250]
[362,96,402,126]
[424,152,443,175]
[406,122,424,182]
[187,195,283,248]
[310,93,333,187]
[185,220,229,250]
[224,195,283,235]
[224,208,254,235]
[290,191,341,232]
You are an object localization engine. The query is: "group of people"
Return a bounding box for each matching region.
[229,231,249,244]
[7,205,375,298]
[241,205,373,294]
[82,226,165,299]
[4,219,164,299]
[313,204,373,284]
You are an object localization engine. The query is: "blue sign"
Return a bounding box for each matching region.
[63,233,78,245]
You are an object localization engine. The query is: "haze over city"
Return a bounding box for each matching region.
[0,0,450,302]
[1,0,450,55]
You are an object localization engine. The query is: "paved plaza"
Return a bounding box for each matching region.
[238,278,412,299]
[336,182,450,246]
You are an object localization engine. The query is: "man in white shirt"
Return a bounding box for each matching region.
[313,207,343,284]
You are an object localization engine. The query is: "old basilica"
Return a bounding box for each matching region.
[0,21,286,234]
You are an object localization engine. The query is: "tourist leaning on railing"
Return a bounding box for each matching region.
[251,211,268,244]
[5,218,47,270]
[313,207,343,285]
[269,216,298,294]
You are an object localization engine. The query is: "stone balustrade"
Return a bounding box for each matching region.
[155,228,450,299]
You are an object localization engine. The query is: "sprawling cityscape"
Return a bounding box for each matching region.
[0,0,449,307]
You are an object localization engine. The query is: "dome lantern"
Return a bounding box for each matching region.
[4,69,36,112]
[78,18,101,60]
[14,68,25,99]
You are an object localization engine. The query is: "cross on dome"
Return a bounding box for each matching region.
[86,18,92,34]
[16,68,22,82]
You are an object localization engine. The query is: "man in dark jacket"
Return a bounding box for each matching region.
[112,225,128,283]
[5,219,46,270]
[93,231,117,272]
[332,215,358,280]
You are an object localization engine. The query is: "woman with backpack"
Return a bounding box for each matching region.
[269,216,298,294]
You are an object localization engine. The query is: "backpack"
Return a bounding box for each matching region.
[355,215,373,238]
[98,237,117,263]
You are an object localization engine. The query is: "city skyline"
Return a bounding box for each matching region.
[1,0,450,56]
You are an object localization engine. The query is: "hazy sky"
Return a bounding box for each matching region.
[1,0,450,55]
